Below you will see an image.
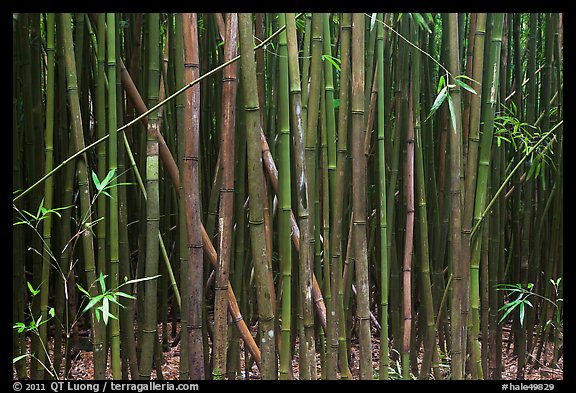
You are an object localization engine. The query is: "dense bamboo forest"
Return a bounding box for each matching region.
[12,13,563,381]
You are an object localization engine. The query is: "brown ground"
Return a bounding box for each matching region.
[13,321,562,380]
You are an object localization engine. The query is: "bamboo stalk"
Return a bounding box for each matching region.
[285,12,317,380]
[59,12,104,379]
[239,13,276,380]
[213,12,238,380]
[446,12,465,380]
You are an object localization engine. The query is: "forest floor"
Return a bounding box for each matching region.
[14,321,562,381]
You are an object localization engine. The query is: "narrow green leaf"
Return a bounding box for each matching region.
[36,198,45,220]
[413,13,432,33]
[447,93,457,132]
[102,297,109,325]
[455,74,480,85]
[101,169,116,190]
[27,281,40,296]
[425,86,447,121]
[98,272,107,293]
[92,170,101,190]
[519,302,525,326]
[120,274,162,288]
[438,75,446,93]
[76,283,90,297]
[499,302,518,324]
[83,294,104,314]
[322,54,341,72]
[370,13,377,31]
[454,78,476,94]
[115,291,136,300]
[13,354,29,364]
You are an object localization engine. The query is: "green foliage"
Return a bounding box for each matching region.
[496,278,563,328]
[426,74,477,127]
[77,272,161,325]
[91,168,134,202]
[494,102,555,179]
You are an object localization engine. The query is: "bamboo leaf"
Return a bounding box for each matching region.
[27,281,40,296]
[455,74,480,85]
[100,169,116,190]
[92,170,102,190]
[120,274,162,288]
[114,291,136,300]
[321,54,341,72]
[454,78,476,94]
[83,294,104,314]
[102,297,109,325]
[447,93,457,132]
[76,283,90,297]
[98,272,107,293]
[519,302,525,326]
[437,75,446,93]
[413,13,432,33]
[425,86,447,121]
[370,13,377,31]
[499,302,518,324]
[13,354,29,364]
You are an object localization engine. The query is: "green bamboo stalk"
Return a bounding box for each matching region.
[375,13,390,381]
[330,12,352,380]
[238,13,276,380]
[276,12,293,381]
[213,12,238,380]
[307,18,322,376]
[300,13,312,127]
[139,12,161,380]
[351,13,372,380]
[117,130,140,379]
[411,24,438,380]
[322,13,337,214]
[524,13,539,362]
[182,12,205,380]
[94,16,108,370]
[106,12,122,380]
[319,78,335,379]
[446,12,465,380]
[461,12,487,380]
[60,12,105,379]
[37,11,56,380]
[285,12,317,380]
